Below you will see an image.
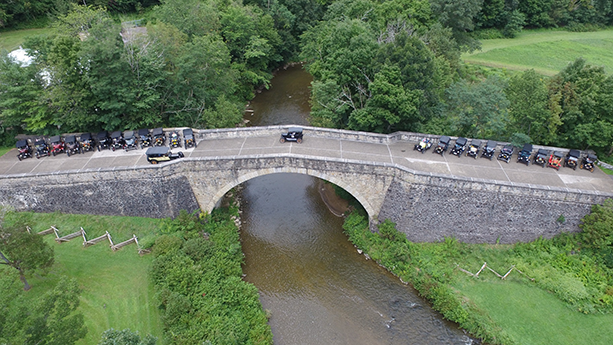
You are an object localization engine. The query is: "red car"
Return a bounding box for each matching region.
[49,135,65,156]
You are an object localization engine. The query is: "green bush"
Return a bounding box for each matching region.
[150,207,272,344]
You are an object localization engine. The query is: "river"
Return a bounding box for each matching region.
[239,65,471,344]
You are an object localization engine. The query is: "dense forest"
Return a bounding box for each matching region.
[1,0,613,157]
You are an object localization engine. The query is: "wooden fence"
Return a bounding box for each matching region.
[456,262,534,281]
[33,225,149,254]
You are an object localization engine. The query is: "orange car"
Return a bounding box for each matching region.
[547,152,563,170]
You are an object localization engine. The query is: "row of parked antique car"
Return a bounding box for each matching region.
[15,128,196,161]
[413,136,598,173]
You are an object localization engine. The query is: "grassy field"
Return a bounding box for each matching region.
[0,28,48,52]
[0,146,11,158]
[21,213,163,345]
[463,28,613,75]
[454,279,613,345]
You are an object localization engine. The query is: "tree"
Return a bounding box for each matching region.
[348,65,421,133]
[430,0,483,51]
[506,69,559,144]
[98,328,157,345]
[0,275,87,344]
[445,76,509,140]
[0,212,53,291]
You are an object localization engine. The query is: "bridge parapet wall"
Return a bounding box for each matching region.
[0,150,610,243]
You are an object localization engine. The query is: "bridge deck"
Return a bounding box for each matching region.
[1,133,612,193]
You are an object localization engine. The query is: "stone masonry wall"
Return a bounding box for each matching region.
[0,167,199,218]
[378,175,603,244]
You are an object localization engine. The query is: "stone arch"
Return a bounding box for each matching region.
[203,166,376,220]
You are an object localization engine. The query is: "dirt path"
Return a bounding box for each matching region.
[318,180,350,217]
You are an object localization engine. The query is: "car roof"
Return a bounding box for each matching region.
[97,131,108,139]
[486,140,496,148]
[152,128,163,135]
[81,132,92,140]
[65,135,76,142]
[183,128,193,135]
[456,137,467,145]
[111,131,122,138]
[588,153,597,160]
[569,149,580,157]
[50,135,61,142]
[537,148,549,155]
[35,138,45,143]
[146,147,169,155]
[16,139,28,147]
[439,135,450,143]
[138,128,149,136]
[553,151,563,157]
[124,130,134,138]
[287,127,303,133]
[522,143,533,151]
[471,139,482,146]
[503,144,513,150]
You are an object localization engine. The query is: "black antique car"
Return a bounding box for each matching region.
[80,132,95,153]
[169,130,182,148]
[564,149,581,170]
[16,139,33,161]
[580,153,597,173]
[280,127,303,143]
[65,135,82,156]
[413,137,432,153]
[517,144,533,166]
[450,137,467,157]
[34,138,50,159]
[97,131,112,151]
[152,128,165,146]
[110,131,124,151]
[123,130,138,151]
[49,135,65,156]
[497,144,514,163]
[146,146,184,164]
[466,139,482,159]
[138,129,152,148]
[534,148,549,167]
[183,128,196,148]
[481,140,497,160]
[433,135,451,155]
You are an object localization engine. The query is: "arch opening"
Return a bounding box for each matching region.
[204,169,375,221]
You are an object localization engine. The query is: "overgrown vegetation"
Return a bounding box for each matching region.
[342,199,613,344]
[151,208,273,344]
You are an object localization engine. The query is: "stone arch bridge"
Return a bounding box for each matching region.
[1,126,612,243]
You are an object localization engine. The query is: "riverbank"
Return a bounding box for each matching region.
[342,206,613,345]
[318,180,350,217]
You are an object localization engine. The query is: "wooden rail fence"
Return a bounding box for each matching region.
[33,225,149,254]
[456,262,535,281]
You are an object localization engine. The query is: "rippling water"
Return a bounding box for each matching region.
[239,66,470,344]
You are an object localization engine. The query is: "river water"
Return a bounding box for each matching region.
[240,66,470,344]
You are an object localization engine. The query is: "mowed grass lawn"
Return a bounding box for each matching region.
[22,213,163,345]
[463,28,613,75]
[454,278,613,345]
[0,28,48,51]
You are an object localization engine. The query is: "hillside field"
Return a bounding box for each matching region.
[463,29,613,75]
[18,213,163,345]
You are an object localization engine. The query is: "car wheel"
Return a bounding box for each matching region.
[297,138,303,144]
[112,146,115,152]
[280,138,285,143]
[67,151,70,157]
[151,160,158,164]
[179,152,184,158]
[52,151,56,157]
